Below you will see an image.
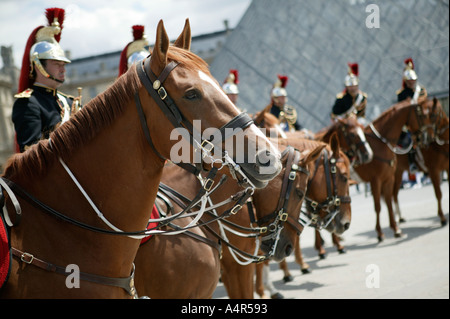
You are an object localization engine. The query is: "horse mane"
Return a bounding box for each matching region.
[281,137,326,152]
[2,45,207,180]
[372,100,412,126]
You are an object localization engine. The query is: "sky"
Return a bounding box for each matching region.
[0,0,252,69]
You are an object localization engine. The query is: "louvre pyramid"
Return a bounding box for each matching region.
[210,0,449,131]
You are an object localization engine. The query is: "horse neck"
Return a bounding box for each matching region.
[65,103,164,232]
[370,104,412,141]
[20,101,164,282]
[318,123,338,143]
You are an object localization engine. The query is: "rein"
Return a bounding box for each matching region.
[0,54,259,297]
[302,148,351,230]
[367,103,427,155]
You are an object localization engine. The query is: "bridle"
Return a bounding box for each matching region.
[0,54,260,297]
[135,56,256,184]
[301,148,351,230]
[337,121,372,167]
[252,146,309,258]
[368,103,429,155]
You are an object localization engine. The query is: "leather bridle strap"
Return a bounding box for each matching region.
[137,57,254,148]
[11,247,136,296]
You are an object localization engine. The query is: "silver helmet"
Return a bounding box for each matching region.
[403,58,418,81]
[271,75,288,97]
[345,63,359,86]
[222,69,239,94]
[29,10,71,82]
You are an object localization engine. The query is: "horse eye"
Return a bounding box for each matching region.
[184,89,201,101]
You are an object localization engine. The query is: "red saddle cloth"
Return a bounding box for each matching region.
[0,213,11,289]
[140,205,160,245]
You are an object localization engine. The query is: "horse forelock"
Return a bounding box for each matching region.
[2,67,141,180]
[167,46,209,74]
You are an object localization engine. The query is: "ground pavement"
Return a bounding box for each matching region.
[213,180,449,299]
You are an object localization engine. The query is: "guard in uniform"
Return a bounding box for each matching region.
[12,8,78,153]
[118,25,150,77]
[331,63,367,120]
[264,75,302,132]
[222,69,240,106]
[396,58,427,104]
[396,58,428,174]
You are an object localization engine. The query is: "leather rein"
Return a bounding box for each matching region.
[0,55,257,297]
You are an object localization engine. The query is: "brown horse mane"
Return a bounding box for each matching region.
[2,46,208,180]
[281,137,326,153]
[372,99,412,126]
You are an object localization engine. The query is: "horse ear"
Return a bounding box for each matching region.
[151,20,170,75]
[301,144,326,166]
[174,18,191,50]
[330,132,340,157]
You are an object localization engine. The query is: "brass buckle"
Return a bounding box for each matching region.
[334,198,341,206]
[200,139,214,154]
[157,87,167,100]
[21,252,34,264]
[203,178,214,192]
[289,171,296,180]
[279,211,288,222]
[259,226,267,234]
[231,204,242,215]
[310,201,318,209]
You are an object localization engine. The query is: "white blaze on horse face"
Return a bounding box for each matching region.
[356,126,373,162]
[198,71,281,161]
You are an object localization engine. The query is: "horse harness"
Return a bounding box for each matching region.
[302,148,351,230]
[0,55,258,298]
[246,147,309,260]
[367,103,430,165]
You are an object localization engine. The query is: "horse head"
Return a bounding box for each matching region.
[305,133,352,235]
[141,19,281,188]
[421,97,449,146]
[320,116,373,166]
[253,144,325,262]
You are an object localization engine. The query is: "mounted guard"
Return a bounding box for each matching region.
[396,58,428,173]
[264,75,302,132]
[222,69,240,108]
[331,63,367,121]
[12,7,80,153]
[118,25,150,76]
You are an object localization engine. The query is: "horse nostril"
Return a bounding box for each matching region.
[344,222,350,231]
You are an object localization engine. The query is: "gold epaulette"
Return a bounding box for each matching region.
[336,92,344,99]
[14,88,33,98]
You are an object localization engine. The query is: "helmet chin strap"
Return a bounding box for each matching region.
[31,56,65,84]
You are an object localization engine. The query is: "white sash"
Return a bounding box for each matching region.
[57,93,71,123]
[412,84,421,104]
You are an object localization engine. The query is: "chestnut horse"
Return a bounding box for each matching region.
[255,135,353,298]
[134,143,325,298]
[299,116,372,261]
[320,100,430,242]
[0,20,281,298]
[393,98,449,226]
